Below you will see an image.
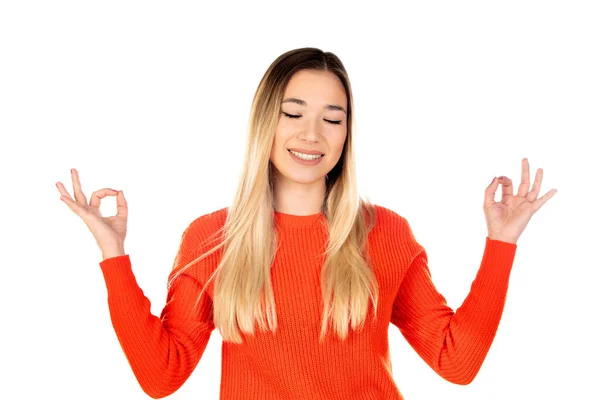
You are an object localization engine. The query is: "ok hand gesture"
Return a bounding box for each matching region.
[56,168,128,258]
[484,158,557,244]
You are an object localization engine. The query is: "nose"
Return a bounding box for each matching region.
[298,117,320,143]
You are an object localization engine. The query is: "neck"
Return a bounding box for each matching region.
[273,174,326,216]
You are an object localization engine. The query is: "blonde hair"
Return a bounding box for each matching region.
[169,47,378,343]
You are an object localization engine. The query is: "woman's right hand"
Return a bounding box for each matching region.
[56,168,128,258]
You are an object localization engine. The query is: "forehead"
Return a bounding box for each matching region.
[283,70,347,108]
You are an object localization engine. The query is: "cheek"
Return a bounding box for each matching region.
[273,125,294,150]
[330,132,347,155]
[270,130,287,161]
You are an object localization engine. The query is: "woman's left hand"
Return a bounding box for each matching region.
[484,158,557,244]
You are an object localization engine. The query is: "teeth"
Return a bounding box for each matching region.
[289,150,323,160]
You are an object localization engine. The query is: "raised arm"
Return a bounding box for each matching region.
[389,158,556,384]
[390,235,517,385]
[98,223,215,399]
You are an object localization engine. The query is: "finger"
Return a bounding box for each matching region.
[115,190,128,218]
[526,168,543,202]
[498,176,513,203]
[484,177,499,210]
[532,188,557,211]
[56,181,71,197]
[517,158,530,197]
[89,188,120,209]
[71,169,88,205]
[60,192,87,218]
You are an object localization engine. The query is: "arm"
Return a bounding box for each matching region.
[390,234,517,385]
[98,223,215,399]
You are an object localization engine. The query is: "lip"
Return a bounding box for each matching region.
[287,148,325,155]
[288,149,325,165]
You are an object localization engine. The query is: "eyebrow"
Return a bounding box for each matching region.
[282,97,347,114]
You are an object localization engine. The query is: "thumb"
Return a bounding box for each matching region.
[115,190,128,218]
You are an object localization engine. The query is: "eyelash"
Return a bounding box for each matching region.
[282,112,342,125]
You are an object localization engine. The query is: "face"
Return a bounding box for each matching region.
[270,69,348,185]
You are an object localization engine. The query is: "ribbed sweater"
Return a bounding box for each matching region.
[98,204,517,399]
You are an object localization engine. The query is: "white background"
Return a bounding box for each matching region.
[1,1,598,399]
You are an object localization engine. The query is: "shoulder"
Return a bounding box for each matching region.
[170,207,228,281]
[370,204,422,250]
[177,207,228,255]
[188,207,228,236]
[372,204,409,232]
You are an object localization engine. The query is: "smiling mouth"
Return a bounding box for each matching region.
[287,149,326,161]
[287,149,325,156]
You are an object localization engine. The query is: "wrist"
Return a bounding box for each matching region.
[101,244,126,260]
[488,235,517,244]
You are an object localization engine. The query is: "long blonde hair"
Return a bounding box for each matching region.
[169,47,378,343]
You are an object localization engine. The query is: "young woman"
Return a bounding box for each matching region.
[56,47,557,399]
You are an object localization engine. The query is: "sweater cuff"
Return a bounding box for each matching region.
[476,237,518,291]
[98,255,139,301]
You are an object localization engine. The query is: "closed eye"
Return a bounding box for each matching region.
[282,111,342,125]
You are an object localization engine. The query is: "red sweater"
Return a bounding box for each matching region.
[99,204,517,399]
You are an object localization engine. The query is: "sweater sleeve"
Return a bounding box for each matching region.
[98,223,216,399]
[390,227,517,385]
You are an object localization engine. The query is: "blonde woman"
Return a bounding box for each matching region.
[56,47,557,399]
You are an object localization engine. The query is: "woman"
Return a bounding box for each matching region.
[56,47,557,399]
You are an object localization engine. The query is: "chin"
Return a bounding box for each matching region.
[281,172,326,185]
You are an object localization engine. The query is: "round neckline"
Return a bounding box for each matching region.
[274,210,325,228]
